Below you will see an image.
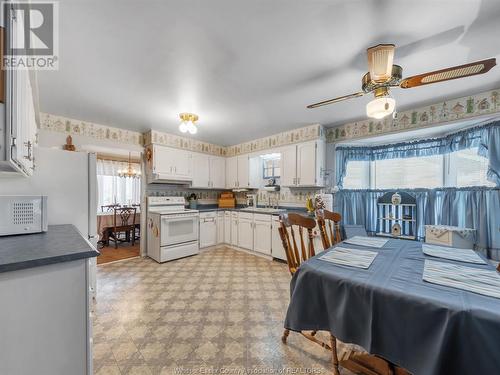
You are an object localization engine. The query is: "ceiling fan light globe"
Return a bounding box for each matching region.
[366,97,395,119]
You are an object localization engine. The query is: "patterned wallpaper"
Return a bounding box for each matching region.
[225,124,324,157]
[325,88,500,142]
[144,130,227,157]
[39,113,143,146]
[146,185,321,206]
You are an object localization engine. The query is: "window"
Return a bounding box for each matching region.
[97,159,141,211]
[262,154,280,179]
[97,175,141,209]
[374,155,443,189]
[343,161,370,189]
[448,147,494,187]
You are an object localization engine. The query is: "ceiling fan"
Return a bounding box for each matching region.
[307,44,496,119]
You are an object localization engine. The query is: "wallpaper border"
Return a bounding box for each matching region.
[325,88,500,143]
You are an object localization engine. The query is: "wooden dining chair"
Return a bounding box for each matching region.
[108,207,137,249]
[278,213,340,375]
[101,204,120,212]
[316,209,342,250]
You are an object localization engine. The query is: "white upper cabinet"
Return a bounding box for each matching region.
[210,156,226,189]
[192,153,225,188]
[297,141,317,186]
[0,7,38,176]
[147,144,193,183]
[226,156,238,188]
[280,140,325,187]
[280,145,297,186]
[192,153,211,187]
[237,155,249,188]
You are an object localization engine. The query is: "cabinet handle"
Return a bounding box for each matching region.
[24,141,33,161]
[297,177,300,185]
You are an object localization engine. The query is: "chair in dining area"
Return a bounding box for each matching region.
[316,209,342,250]
[106,207,137,249]
[278,212,341,375]
[101,203,120,212]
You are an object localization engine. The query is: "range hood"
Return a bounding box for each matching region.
[149,172,192,185]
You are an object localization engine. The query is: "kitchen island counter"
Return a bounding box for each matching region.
[0,224,99,273]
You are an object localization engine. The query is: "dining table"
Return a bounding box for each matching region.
[284,237,500,375]
[97,210,141,241]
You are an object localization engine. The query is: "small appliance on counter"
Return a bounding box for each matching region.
[187,193,198,209]
[246,193,257,208]
[218,192,236,208]
[0,195,48,236]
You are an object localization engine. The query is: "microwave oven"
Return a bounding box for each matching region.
[0,196,48,236]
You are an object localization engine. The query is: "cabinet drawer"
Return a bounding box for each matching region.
[200,211,217,219]
[254,213,271,222]
[239,212,253,220]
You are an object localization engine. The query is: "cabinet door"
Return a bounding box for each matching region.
[280,145,297,186]
[237,155,249,188]
[217,213,224,244]
[271,218,287,261]
[172,150,193,179]
[226,157,238,188]
[297,141,316,186]
[224,212,232,244]
[231,214,238,246]
[192,153,210,188]
[153,145,175,176]
[199,217,217,248]
[5,9,37,176]
[254,219,272,255]
[238,219,254,249]
[210,157,226,189]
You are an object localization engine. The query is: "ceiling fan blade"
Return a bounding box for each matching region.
[367,44,395,83]
[400,58,496,88]
[307,92,365,109]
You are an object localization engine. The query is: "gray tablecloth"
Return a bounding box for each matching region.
[284,238,500,375]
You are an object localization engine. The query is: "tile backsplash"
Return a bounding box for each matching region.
[146,184,322,207]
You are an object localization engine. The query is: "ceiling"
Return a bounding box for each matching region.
[38,0,500,146]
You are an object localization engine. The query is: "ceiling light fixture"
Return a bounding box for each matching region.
[179,113,199,135]
[366,87,395,119]
[118,152,141,179]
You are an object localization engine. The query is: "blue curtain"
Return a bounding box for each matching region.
[335,121,500,187]
[335,187,500,260]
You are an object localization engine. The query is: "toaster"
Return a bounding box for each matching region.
[0,196,48,236]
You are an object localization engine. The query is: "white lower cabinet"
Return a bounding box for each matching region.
[271,216,287,261]
[217,212,224,244]
[231,212,238,246]
[237,212,254,250]
[199,212,217,248]
[253,214,272,255]
[224,211,232,244]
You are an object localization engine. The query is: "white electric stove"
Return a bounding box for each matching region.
[146,196,199,263]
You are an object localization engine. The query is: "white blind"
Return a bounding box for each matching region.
[374,155,443,189]
[449,148,494,187]
[343,161,370,189]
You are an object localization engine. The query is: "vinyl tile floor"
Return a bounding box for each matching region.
[93,247,355,375]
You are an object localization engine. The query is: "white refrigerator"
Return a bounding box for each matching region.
[0,147,98,296]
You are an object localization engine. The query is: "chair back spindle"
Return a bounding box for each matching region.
[278,213,317,275]
[317,210,342,250]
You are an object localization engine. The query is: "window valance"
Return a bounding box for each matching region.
[335,121,500,187]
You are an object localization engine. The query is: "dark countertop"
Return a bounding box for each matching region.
[196,205,310,216]
[0,224,100,274]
